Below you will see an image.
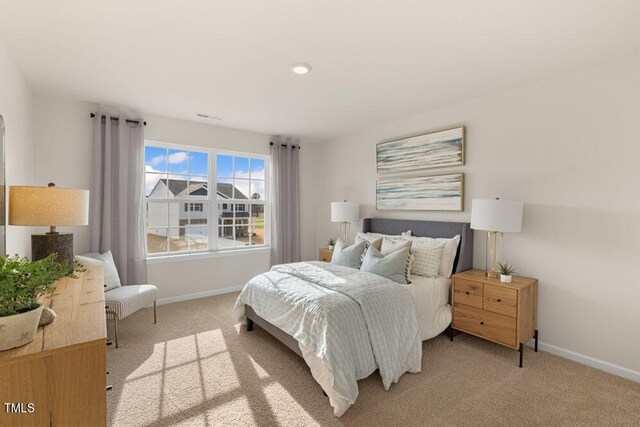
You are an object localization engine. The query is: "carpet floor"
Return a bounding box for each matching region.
[107,292,640,427]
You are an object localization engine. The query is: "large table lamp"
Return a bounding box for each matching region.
[331,201,359,244]
[9,183,89,262]
[470,198,523,278]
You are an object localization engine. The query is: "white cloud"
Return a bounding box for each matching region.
[168,151,188,164]
[149,155,165,167]
[148,151,187,168]
[234,167,265,180]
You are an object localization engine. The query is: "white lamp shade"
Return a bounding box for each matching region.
[9,186,90,226]
[331,201,359,222]
[470,199,523,232]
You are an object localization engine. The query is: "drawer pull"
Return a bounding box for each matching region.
[465,291,470,295]
[480,321,484,325]
[497,299,501,302]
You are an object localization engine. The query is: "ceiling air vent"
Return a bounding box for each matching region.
[195,113,224,120]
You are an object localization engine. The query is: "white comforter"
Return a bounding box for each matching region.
[233,261,422,416]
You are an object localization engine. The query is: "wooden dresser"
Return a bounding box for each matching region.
[318,247,333,262]
[0,267,107,426]
[451,269,538,367]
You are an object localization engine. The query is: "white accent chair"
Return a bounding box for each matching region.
[105,284,158,348]
[76,251,158,348]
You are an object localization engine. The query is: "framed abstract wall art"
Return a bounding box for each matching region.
[376,126,465,174]
[376,173,464,211]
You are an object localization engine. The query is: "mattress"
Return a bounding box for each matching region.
[405,275,452,340]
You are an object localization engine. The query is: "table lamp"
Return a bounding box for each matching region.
[9,183,89,262]
[331,201,359,244]
[470,198,523,278]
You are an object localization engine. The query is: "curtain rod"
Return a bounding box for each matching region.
[270,141,301,149]
[90,113,147,126]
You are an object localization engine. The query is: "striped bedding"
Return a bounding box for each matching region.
[233,261,422,414]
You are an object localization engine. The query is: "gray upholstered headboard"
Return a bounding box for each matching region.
[362,218,473,274]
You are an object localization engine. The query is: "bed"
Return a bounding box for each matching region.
[234,218,473,416]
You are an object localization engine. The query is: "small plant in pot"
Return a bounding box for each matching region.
[0,254,83,351]
[328,237,336,250]
[497,261,516,283]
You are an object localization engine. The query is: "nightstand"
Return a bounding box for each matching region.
[318,247,333,262]
[451,269,538,367]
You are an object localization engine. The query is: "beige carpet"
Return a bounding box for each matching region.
[107,292,640,427]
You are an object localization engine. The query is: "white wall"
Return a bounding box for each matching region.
[301,55,640,374]
[33,94,278,300]
[0,41,35,256]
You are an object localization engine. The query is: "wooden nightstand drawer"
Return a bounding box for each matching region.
[451,270,538,367]
[318,248,333,262]
[453,304,516,348]
[483,284,517,318]
[453,278,483,308]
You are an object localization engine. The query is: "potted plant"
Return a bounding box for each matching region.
[0,254,83,351]
[328,237,336,250]
[497,261,516,283]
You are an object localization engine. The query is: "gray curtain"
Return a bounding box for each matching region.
[90,113,147,284]
[270,136,301,265]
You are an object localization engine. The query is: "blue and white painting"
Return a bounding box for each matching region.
[377,174,464,211]
[377,127,464,173]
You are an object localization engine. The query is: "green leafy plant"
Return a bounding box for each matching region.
[497,261,516,276]
[0,254,85,317]
[328,237,336,246]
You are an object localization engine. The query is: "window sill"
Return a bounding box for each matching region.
[146,246,271,264]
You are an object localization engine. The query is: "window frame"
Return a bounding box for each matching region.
[144,140,270,259]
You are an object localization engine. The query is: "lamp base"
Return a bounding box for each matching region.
[31,233,74,263]
[485,270,499,278]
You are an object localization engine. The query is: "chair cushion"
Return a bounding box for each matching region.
[105,285,158,320]
[76,251,122,291]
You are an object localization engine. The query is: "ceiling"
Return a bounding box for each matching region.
[1,0,639,141]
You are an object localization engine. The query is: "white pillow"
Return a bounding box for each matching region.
[75,251,122,291]
[403,237,446,277]
[356,231,411,243]
[439,235,460,278]
[354,234,383,251]
[403,235,460,278]
[380,237,412,256]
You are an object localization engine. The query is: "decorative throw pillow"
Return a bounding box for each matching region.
[360,245,411,284]
[330,239,368,269]
[404,238,446,277]
[354,234,383,251]
[380,237,412,256]
[75,250,122,291]
[404,235,460,278]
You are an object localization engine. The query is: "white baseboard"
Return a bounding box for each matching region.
[526,339,640,383]
[156,285,244,306]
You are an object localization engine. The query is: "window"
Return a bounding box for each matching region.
[145,142,268,257]
[184,203,203,212]
[216,154,266,248]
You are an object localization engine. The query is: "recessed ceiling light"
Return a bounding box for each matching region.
[291,62,312,75]
[195,113,224,120]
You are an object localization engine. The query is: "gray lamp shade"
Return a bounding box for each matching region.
[470,199,523,232]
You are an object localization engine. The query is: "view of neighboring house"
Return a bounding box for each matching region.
[216,182,250,237]
[147,179,252,251]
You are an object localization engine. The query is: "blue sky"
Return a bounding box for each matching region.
[217,155,264,179]
[145,147,264,179]
[145,147,208,176]
[145,147,265,196]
